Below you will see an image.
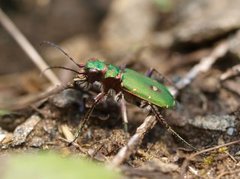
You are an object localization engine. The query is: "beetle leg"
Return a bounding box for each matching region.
[120,93,128,133]
[145,68,154,78]
[115,92,129,133]
[149,104,197,151]
[146,68,176,86]
[119,64,126,71]
[69,92,106,145]
[145,68,167,83]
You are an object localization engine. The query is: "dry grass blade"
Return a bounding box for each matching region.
[189,139,240,158]
[216,169,240,179]
[180,139,240,177]
[0,8,60,85]
[171,41,229,97]
[220,64,240,81]
[0,83,69,110]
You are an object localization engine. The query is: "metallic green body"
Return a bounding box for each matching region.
[121,69,175,108]
[84,59,175,108]
[105,64,121,78]
[85,60,107,71]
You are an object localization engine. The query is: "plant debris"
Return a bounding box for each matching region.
[1,0,240,178]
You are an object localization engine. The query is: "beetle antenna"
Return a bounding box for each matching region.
[41,41,85,68]
[150,104,198,151]
[42,66,85,76]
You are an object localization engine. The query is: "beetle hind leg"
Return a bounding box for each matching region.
[119,93,128,133]
[150,104,197,151]
[115,92,129,133]
[145,68,175,87]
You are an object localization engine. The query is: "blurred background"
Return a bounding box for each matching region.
[1,0,240,124]
[0,0,172,99]
[1,1,240,178]
[1,0,240,99]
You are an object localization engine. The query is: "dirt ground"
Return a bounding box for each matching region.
[1,0,240,178]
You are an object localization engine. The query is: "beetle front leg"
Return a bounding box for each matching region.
[69,92,106,145]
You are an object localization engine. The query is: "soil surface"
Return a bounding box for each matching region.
[1,0,240,178]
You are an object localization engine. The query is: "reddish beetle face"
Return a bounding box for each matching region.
[83,59,108,83]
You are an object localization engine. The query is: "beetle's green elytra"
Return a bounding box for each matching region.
[121,68,175,108]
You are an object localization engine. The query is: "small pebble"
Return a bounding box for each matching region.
[12,115,41,146]
[226,127,236,136]
[29,137,45,147]
[188,115,235,131]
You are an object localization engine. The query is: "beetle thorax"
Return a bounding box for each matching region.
[102,76,122,93]
[84,60,123,93]
[102,64,122,92]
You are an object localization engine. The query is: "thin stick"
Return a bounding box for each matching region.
[220,64,240,81]
[171,41,229,97]
[110,115,157,168]
[0,8,60,85]
[58,136,85,153]
[180,139,240,176]
[110,106,197,167]
[216,169,240,179]
[0,83,70,110]
[189,139,240,158]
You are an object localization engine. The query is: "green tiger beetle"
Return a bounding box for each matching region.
[44,41,196,151]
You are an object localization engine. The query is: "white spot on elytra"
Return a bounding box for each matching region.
[152,86,158,91]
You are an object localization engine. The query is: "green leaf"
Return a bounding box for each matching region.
[0,109,11,116]
[2,152,120,179]
[153,0,172,12]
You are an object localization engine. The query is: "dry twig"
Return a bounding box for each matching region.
[0,8,60,85]
[180,139,240,177]
[216,169,240,179]
[0,83,69,110]
[220,64,240,81]
[222,80,240,96]
[58,136,85,153]
[171,41,229,96]
[110,115,157,168]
